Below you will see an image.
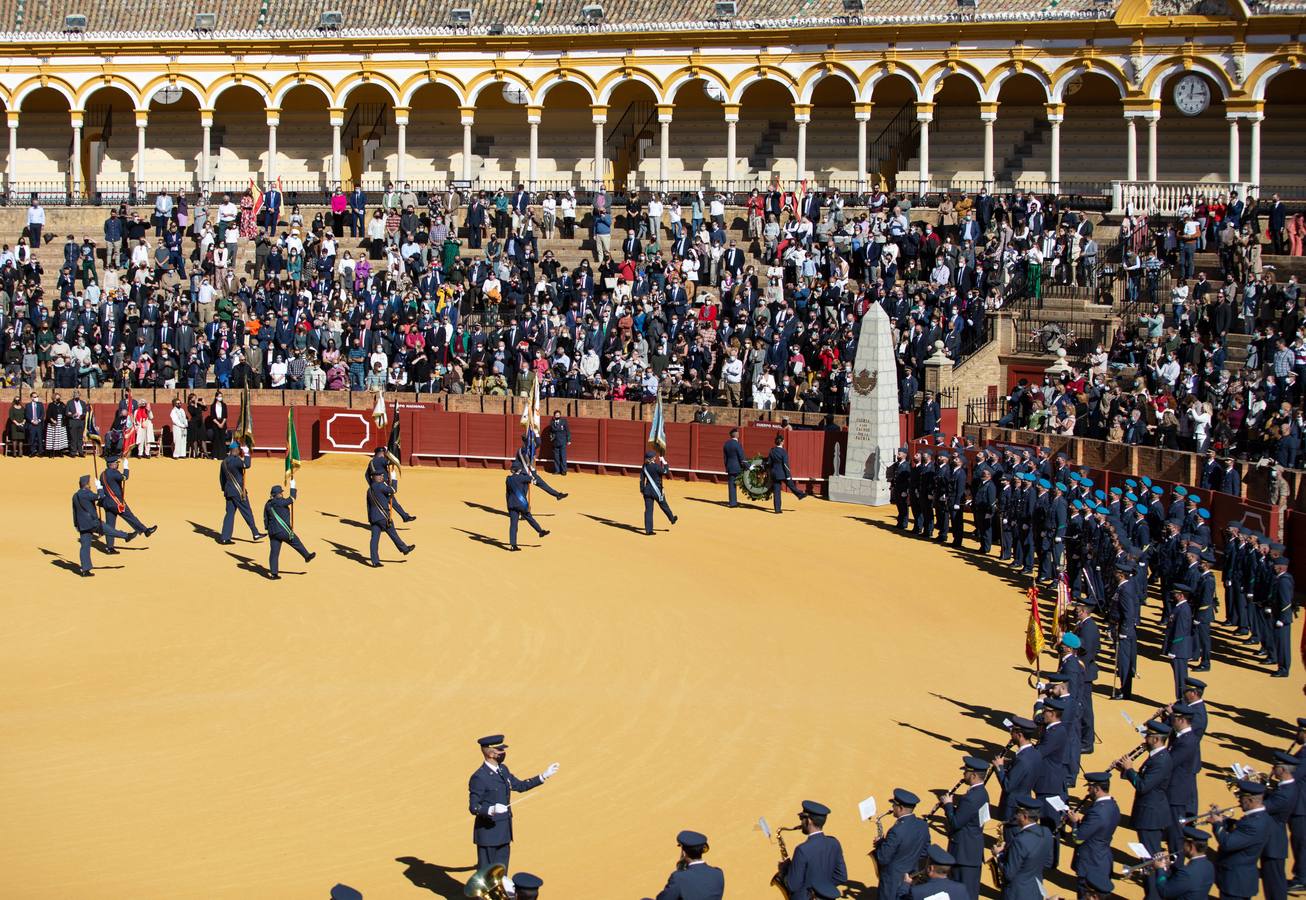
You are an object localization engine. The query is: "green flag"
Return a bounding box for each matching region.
[284,408,301,486]
[234,385,255,449]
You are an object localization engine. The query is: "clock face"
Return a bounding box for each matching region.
[1173,74,1211,117]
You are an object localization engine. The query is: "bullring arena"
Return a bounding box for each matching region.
[3,0,1306,896]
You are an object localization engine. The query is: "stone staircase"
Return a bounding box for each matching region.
[748,121,788,171]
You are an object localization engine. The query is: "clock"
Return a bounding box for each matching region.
[1173,74,1211,117]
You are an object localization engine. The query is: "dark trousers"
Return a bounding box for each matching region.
[728,477,739,507]
[509,509,543,548]
[935,502,950,541]
[1263,856,1288,900]
[105,506,147,549]
[221,496,259,541]
[79,526,130,572]
[350,211,363,237]
[1195,618,1212,668]
[208,427,231,458]
[954,864,980,900]
[25,424,43,455]
[1117,634,1137,698]
[1170,653,1189,700]
[644,495,674,534]
[28,223,42,246]
[1080,689,1095,752]
[66,419,85,455]
[773,478,806,513]
[370,522,409,565]
[975,509,992,552]
[896,498,910,529]
[1290,815,1306,883]
[553,447,567,475]
[388,491,413,522]
[269,535,310,576]
[1276,623,1293,674]
[950,507,965,547]
[476,843,509,871]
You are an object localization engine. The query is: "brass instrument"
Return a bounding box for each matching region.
[770,824,801,899]
[1224,771,1275,791]
[1120,852,1177,878]
[464,864,511,900]
[1179,805,1240,826]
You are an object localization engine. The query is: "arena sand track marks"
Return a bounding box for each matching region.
[0,455,1298,898]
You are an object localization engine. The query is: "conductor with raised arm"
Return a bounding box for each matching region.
[468,734,559,872]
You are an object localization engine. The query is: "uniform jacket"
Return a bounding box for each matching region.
[1264,780,1297,861]
[1167,731,1199,814]
[910,877,969,900]
[1214,809,1271,897]
[72,487,102,533]
[654,862,725,900]
[785,832,848,900]
[1126,750,1174,830]
[219,454,250,499]
[367,481,397,525]
[1166,601,1195,661]
[467,761,543,847]
[768,446,792,481]
[875,814,931,900]
[263,488,297,540]
[99,466,130,513]
[641,459,669,499]
[997,745,1043,822]
[944,783,990,867]
[723,438,747,476]
[1070,797,1120,887]
[1159,856,1215,900]
[1002,823,1053,900]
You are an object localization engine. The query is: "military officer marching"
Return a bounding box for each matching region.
[98,454,157,552]
[262,482,315,579]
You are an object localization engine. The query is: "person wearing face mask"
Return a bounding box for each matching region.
[468,734,560,873]
[207,392,230,458]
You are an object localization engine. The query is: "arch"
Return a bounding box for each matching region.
[73,76,142,109]
[11,75,77,109]
[797,63,860,104]
[1142,57,1235,101]
[465,69,535,104]
[983,62,1052,103]
[595,67,663,105]
[531,69,598,106]
[662,66,731,103]
[921,61,985,101]
[1049,60,1128,103]
[269,73,332,108]
[77,83,139,114]
[334,71,402,108]
[399,71,467,107]
[206,74,272,107]
[865,66,923,103]
[138,75,206,109]
[1248,56,1306,102]
[727,67,799,104]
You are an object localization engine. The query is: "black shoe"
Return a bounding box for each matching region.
[268,573,281,580]
[539,529,551,538]
[79,569,94,577]
[558,493,568,501]
[217,539,234,545]
[1273,671,1290,678]
[402,544,415,555]
[305,552,317,563]
[145,525,158,537]
[1110,692,1124,700]
[645,530,654,536]
[123,531,136,543]
[403,516,417,523]
[670,515,678,525]
[509,546,521,552]
[252,533,265,541]
[371,561,382,568]
[104,548,119,555]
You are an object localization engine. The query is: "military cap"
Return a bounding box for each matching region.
[1236,779,1267,795]
[1274,751,1301,767]
[270,485,283,496]
[1274,557,1291,567]
[1061,633,1082,649]
[1174,485,1188,496]
[1170,583,1192,595]
[1183,677,1206,691]
[1170,703,1195,717]
[1296,717,1306,728]
[1072,500,1084,510]
[477,734,507,747]
[645,450,656,459]
[1055,482,1068,492]
[1183,827,1211,843]
[1145,721,1173,735]
[1198,508,1211,520]
[1141,476,1153,487]
[676,830,708,849]
[1126,492,1138,503]
[105,454,120,464]
[927,846,956,866]
[1097,505,1110,515]
[893,788,921,806]
[1151,485,1164,495]
[1136,503,1149,514]
[1115,559,1135,573]
[512,873,544,890]
[1038,478,1052,490]
[1046,696,1070,712]
[962,755,989,771]
[1046,673,1070,683]
[1110,486,1123,496]
[1125,478,1138,489]
[1015,795,1043,811]
[1186,494,1200,504]
[330,886,363,900]
[1271,542,1286,552]
[1070,473,1083,483]
[801,800,831,817]
[1202,550,1216,563]
[1082,478,1095,489]
[1094,489,1106,501]
[1084,772,1111,785]
[1010,716,1038,733]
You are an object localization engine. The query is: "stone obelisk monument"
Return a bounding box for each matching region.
[829,301,900,506]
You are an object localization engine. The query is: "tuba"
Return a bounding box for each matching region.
[464,864,511,900]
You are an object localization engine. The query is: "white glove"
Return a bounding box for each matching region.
[953,504,960,510]
[1276,620,1284,627]
[242,445,250,456]
[289,479,296,489]
[489,802,509,816]
[123,457,130,470]
[1055,537,1062,543]
[541,762,560,780]
[92,478,102,491]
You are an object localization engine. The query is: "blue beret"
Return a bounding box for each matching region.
[1110,486,1123,496]
[1136,503,1149,514]
[1174,485,1188,496]
[512,873,544,889]
[1183,826,1211,842]
[1146,721,1173,735]
[1094,489,1106,500]
[228,440,240,449]
[1198,508,1211,519]
[676,830,708,849]
[1151,485,1164,495]
[1015,795,1043,811]
[893,788,921,806]
[962,755,989,771]
[477,734,506,747]
[1084,771,1112,785]
[1187,494,1200,503]
[1236,779,1267,795]
[1082,478,1094,489]
[927,846,957,866]
[1069,473,1082,483]
[1055,482,1068,492]
[1096,505,1110,515]
[802,800,831,817]
[1072,500,1084,510]
[1038,478,1052,489]
[1141,476,1153,487]
[1125,492,1138,502]
[1061,633,1082,649]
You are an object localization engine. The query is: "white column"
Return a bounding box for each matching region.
[793,103,811,187]
[70,111,83,199]
[265,108,279,181]
[134,109,148,193]
[591,105,607,190]
[1047,105,1063,195]
[6,111,17,197]
[854,103,871,194]
[916,103,934,195]
[980,102,998,188]
[329,107,344,185]
[657,104,673,191]
[1227,116,1240,186]
[460,106,475,183]
[526,106,541,191]
[1147,114,1158,183]
[1249,113,1263,191]
[394,106,409,184]
[200,108,213,191]
[1125,116,1138,182]
[724,104,739,191]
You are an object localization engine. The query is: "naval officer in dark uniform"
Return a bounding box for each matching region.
[505,462,566,550]
[641,450,678,534]
[218,441,264,544]
[366,446,416,522]
[98,454,157,552]
[784,800,848,900]
[467,734,559,871]
[723,428,747,507]
[874,788,930,900]
[768,433,807,513]
[367,469,415,567]
[263,482,315,579]
[653,830,725,900]
[942,755,991,900]
[72,474,133,576]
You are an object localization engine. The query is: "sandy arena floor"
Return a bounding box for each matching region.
[0,454,1300,899]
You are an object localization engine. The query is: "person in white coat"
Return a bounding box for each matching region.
[169,397,189,458]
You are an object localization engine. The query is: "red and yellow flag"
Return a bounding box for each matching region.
[1053,572,1071,644]
[1025,584,1045,665]
[249,177,264,220]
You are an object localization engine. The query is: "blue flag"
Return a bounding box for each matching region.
[648,395,666,454]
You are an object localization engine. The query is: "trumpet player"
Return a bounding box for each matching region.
[911,845,968,900]
[875,789,930,900]
[942,756,992,900]
[1115,720,1174,861]
[653,830,723,900]
[1066,772,1120,899]
[784,800,848,900]
[1212,780,1272,900]
[1152,827,1215,900]
[995,795,1053,900]
[1263,753,1300,900]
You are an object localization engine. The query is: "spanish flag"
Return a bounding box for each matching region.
[1025,584,1045,665]
[249,177,264,221]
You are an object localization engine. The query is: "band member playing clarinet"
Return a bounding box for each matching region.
[784,800,847,900]
[653,830,724,900]
[911,846,968,900]
[943,756,992,900]
[875,789,929,900]
[1114,720,1174,861]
